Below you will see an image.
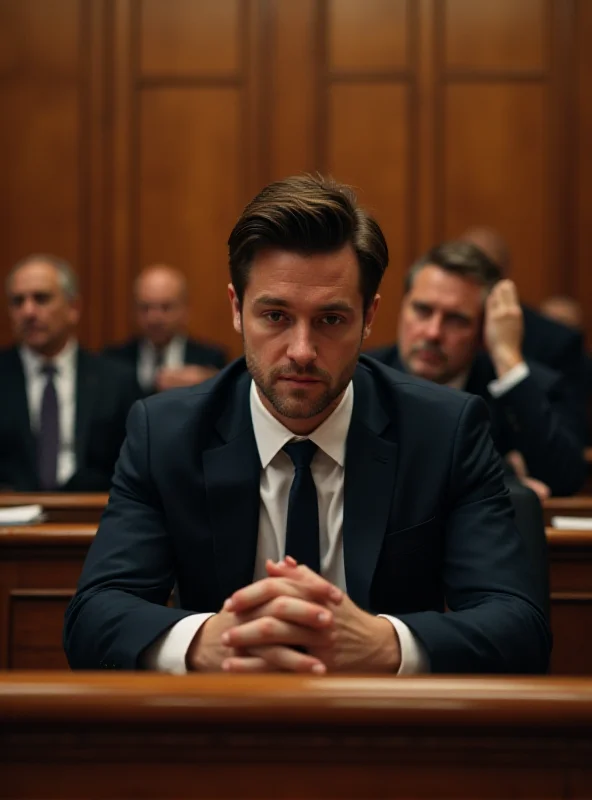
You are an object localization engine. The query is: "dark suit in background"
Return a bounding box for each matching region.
[104,337,227,373]
[522,306,589,443]
[367,345,585,497]
[64,356,550,674]
[0,347,139,491]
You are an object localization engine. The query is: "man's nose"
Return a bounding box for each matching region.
[286,324,317,365]
[424,313,443,341]
[20,298,38,318]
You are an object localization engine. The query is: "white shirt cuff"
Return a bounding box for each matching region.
[141,613,215,674]
[379,615,430,674]
[487,361,530,398]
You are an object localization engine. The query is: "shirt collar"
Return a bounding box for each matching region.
[250,379,353,469]
[20,338,78,378]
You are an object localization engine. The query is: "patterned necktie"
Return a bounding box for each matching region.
[37,363,59,490]
[283,440,320,573]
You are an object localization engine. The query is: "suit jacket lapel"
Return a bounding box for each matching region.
[7,349,37,478]
[343,364,398,611]
[75,350,96,468]
[203,370,261,600]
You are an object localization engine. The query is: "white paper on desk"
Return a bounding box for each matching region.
[551,516,592,530]
[0,504,45,525]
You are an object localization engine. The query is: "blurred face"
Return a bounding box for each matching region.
[229,245,379,435]
[398,265,483,384]
[135,270,188,348]
[7,261,79,357]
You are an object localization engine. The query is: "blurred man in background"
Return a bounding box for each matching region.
[460,228,586,396]
[0,254,139,491]
[368,242,586,498]
[105,264,227,395]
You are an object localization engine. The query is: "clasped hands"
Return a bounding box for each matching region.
[188,557,400,674]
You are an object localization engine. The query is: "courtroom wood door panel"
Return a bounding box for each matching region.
[8,591,72,669]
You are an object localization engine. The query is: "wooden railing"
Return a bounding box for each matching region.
[0,492,108,523]
[1,674,592,799]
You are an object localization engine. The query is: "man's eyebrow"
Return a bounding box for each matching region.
[252,296,290,308]
[252,296,355,313]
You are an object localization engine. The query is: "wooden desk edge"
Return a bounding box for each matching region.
[1,675,592,727]
[0,493,108,509]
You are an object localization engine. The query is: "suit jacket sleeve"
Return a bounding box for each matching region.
[493,365,586,496]
[63,400,197,669]
[396,395,551,674]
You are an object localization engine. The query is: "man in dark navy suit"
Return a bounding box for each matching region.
[104,264,227,395]
[369,242,585,498]
[0,255,139,491]
[65,176,550,675]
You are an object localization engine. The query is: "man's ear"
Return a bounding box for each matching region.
[363,294,380,338]
[228,284,242,334]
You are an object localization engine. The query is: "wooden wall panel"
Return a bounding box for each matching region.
[328,84,411,346]
[139,0,241,77]
[442,84,550,303]
[266,0,319,181]
[139,88,242,354]
[575,0,592,344]
[328,0,409,73]
[443,0,547,72]
[0,0,590,353]
[0,0,81,345]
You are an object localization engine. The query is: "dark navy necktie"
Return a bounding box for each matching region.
[283,440,320,574]
[37,363,59,490]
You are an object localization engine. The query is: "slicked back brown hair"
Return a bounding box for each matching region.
[228,174,389,313]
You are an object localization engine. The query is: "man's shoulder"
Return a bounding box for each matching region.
[363,342,400,369]
[185,337,228,367]
[141,357,246,414]
[78,348,138,385]
[103,338,138,359]
[522,306,583,362]
[357,354,478,416]
[0,346,20,367]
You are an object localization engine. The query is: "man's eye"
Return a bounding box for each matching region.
[413,304,431,318]
[265,311,287,323]
[321,315,343,326]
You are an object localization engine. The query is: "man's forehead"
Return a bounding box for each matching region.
[412,266,483,305]
[10,262,60,290]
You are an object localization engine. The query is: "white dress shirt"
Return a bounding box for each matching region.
[445,361,529,395]
[20,339,78,486]
[137,336,187,391]
[144,380,428,675]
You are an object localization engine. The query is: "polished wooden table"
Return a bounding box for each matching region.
[0,492,108,524]
[543,495,592,526]
[0,524,95,668]
[1,674,592,799]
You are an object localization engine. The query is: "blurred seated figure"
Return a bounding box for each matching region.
[104,264,227,395]
[460,228,587,426]
[541,295,591,443]
[0,254,139,492]
[368,241,586,498]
